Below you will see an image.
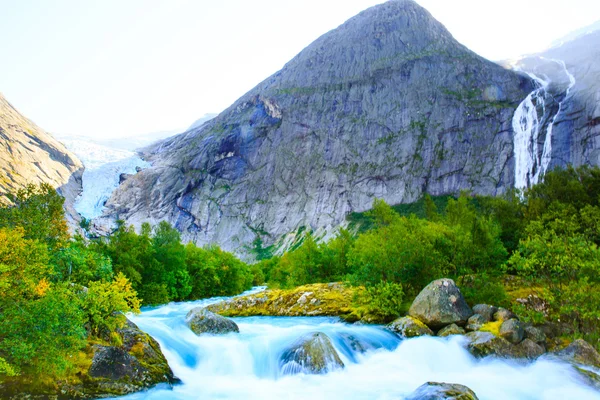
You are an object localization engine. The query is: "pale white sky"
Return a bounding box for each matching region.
[0,0,598,139]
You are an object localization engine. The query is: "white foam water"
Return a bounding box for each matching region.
[113,288,600,400]
[513,59,576,190]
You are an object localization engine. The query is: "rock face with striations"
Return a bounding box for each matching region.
[98,0,530,256]
[0,92,83,225]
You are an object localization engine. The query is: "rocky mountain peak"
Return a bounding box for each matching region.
[0,92,83,223]
[99,1,531,258]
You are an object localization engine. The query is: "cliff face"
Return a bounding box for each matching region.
[0,93,83,221]
[99,0,531,256]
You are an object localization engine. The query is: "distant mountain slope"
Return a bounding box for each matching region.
[98,0,531,257]
[0,93,83,221]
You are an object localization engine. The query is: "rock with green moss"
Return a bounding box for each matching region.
[406,382,479,400]
[186,308,239,335]
[437,324,465,337]
[515,339,545,359]
[280,332,344,375]
[472,305,497,322]
[206,283,368,321]
[493,308,517,322]
[0,318,176,399]
[524,326,546,346]
[575,367,600,391]
[499,319,524,344]
[465,331,515,358]
[388,316,433,338]
[465,314,486,332]
[556,339,600,368]
[409,279,473,329]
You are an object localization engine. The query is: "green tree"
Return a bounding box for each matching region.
[0,183,70,251]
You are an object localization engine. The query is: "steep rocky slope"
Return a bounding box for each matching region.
[99,0,531,256]
[0,93,83,221]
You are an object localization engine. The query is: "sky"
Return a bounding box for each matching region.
[0,0,599,140]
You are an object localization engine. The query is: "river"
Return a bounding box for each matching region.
[115,288,600,400]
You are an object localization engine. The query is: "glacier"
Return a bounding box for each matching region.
[58,138,150,220]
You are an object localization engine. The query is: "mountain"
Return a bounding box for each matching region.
[97,0,532,257]
[0,93,83,223]
[188,113,218,131]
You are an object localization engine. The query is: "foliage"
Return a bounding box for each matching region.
[0,183,69,251]
[458,274,510,308]
[81,273,141,336]
[360,281,404,321]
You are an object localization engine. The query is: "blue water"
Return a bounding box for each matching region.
[115,288,600,400]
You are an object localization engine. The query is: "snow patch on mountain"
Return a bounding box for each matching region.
[59,138,150,220]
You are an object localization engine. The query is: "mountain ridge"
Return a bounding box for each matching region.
[97,0,532,257]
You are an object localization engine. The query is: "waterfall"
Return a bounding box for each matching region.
[538,59,577,179]
[112,289,600,400]
[513,59,576,190]
[512,72,549,190]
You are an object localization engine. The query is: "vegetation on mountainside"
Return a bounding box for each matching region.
[0,183,255,381]
[258,166,600,348]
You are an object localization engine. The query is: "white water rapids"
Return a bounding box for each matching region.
[513,60,576,190]
[112,288,600,400]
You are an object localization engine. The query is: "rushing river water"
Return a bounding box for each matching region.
[116,288,600,400]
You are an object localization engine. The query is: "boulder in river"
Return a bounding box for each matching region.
[515,338,545,360]
[499,319,524,344]
[465,314,486,332]
[406,382,479,400]
[472,304,497,322]
[186,308,239,335]
[83,318,177,397]
[465,331,515,358]
[524,325,546,345]
[388,316,434,338]
[556,339,600,368]
[409,279,473,329]
[437,323,466,337]
[280,332,344,375]
[493,307,517,322]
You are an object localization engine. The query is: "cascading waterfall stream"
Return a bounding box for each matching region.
[512,72,550,190]
[539,59,577,176]
[112,288,600,400]
[513,59,576,190]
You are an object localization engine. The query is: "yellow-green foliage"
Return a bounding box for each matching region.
[479,321,503,336]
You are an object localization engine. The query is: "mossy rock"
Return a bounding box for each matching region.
[406,382,479,400]
[206,283,366,320]
[279,332,344,375]
[465,331,515,358]
[186,308,239,335]
[388,316,433,338]
[556,339,600,368]
[409,279,473,329]
[0,318,177,399]
[437,324,466,337]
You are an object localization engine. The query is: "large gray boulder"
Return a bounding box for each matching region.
[472,304,497,322]
[556,339,600,368]
[388,316,434,338]
[186,308,239,335]
[409,279,473,329]
[499,319,524,344]
[437,324,465,337]
[465,331,515,358]
[280,332,344,375]
[406,382,479,400]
